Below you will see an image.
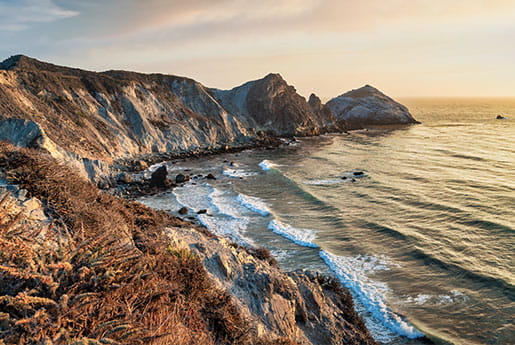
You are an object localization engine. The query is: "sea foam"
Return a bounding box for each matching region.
[236,193,271,216]
[320,251,424,339]
[268,220,319,248]
[304,179,344,186]
[258,160,276,171]
[222,168,258,178]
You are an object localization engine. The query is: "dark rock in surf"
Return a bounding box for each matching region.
[175,174,189,183]
[150,165,171,188]
[206,173,216,180]
[178,207,188,215]
[197,209,207,214]
[353,171,365,176]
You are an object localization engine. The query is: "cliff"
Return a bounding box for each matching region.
[0,55,417,183]
[0,55,419,344]
[211,74,346,136]
[326,85,418,129]
[0,56,345,183]
[0,142,377,345]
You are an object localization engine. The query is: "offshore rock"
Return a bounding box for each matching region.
[327,85,419,129]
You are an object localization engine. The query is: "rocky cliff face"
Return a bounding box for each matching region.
[0,55,417,183]
[0,56,350,182]
[212,74,346,136]
[327,85,418,129]
[0,55,254,162]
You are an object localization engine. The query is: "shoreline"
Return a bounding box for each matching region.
[112,137,440,345]
[0,141,381,344]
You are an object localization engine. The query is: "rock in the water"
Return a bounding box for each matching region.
[496,115,507,119]
[206,173,216,180]
[175,174,190,183]
[327,85,419,129]
[178,207,188,215]
[150,165,170,187]
[353,171,365,176]
[197,209,207,214]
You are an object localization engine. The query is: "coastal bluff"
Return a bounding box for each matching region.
[0,55,416,183]
[0,56,414,343]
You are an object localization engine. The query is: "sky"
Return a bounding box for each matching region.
[0,0,514,98]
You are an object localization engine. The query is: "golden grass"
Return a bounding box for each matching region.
[0,142,300,345]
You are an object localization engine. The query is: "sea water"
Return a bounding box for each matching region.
[138,98,515,345]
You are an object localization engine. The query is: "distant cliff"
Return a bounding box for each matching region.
[0,55,417,181]
[212,73,346,136]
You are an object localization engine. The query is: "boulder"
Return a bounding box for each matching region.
[206,173,216,180]
[116,172,133,184]
[175,174,190,183]
[178,207,188,215]
[197,209,207,214]
[150,165,170,188]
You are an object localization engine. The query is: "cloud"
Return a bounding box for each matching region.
[0,0,79,31]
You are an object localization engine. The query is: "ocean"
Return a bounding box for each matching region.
[138,98,515,345]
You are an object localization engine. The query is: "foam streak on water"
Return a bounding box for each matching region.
[236,193,271,216]
[320,251,424,339]
[258,159,276,171]
[268,220,319,248]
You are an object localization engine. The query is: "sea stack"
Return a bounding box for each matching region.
[327,85,419,129]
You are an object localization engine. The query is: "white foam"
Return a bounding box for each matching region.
[258,160,276,171]
[173,183,214,211]
[268,220,319,248]
[197,213,252,246]
[236,193,271,216]
[405,290,469,306]
[223,168,258,178]
[304,179,344,186]
[320,251,424,339]
[203,188,253,245]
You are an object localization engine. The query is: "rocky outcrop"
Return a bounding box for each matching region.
[0,142,378,345]
[212,74,346,136]
[0,55,415,184]
[327,85,419,129]
[167,227,377,345]
[0,55,256,180]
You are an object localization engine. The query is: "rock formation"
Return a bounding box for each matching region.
[326,84,419,129]
[0,55,417,183]
[212,74,346,136]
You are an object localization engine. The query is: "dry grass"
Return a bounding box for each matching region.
[0,142,297,345]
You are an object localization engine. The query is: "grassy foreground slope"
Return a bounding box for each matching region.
[0,142,377,345]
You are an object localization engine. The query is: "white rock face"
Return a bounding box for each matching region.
[327,85,418,129]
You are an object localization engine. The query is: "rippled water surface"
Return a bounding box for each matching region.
[139,98,515,345]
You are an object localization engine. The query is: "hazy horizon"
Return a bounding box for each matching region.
[1,0,514,98]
